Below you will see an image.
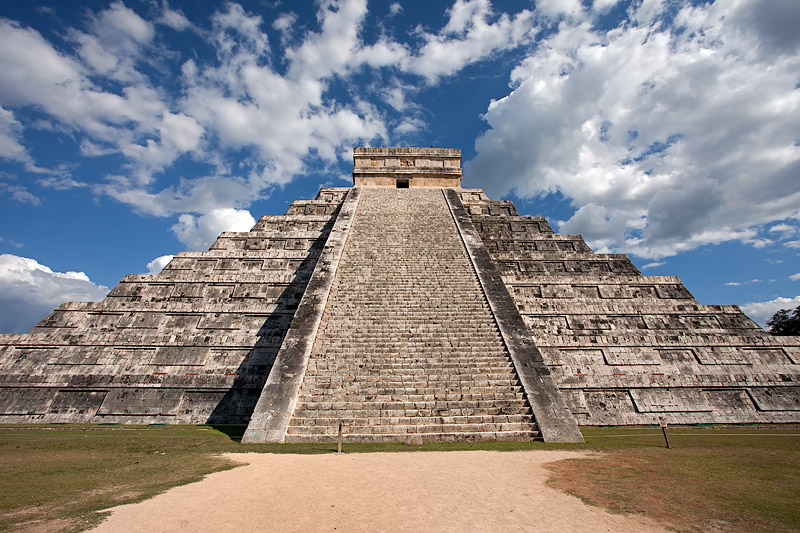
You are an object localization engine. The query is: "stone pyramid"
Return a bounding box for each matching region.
[0,147,798,443]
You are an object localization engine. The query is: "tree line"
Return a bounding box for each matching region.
[767,305,800,335]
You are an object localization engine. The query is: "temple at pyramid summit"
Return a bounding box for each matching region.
[1,147,798,443]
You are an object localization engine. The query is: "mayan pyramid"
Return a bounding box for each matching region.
[0,147,798,443]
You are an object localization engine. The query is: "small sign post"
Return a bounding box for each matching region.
[659,417,671,449]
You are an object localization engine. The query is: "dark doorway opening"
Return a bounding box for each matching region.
[396,179,409,188]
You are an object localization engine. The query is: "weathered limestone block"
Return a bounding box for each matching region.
[48,390,107,420]
[749,387,800,411]
[150,346,211,366]
[116,313,165,330]
[745,348,793,365]
[603,347,661,365]
[630,388,713,413]
[0,387,56,415]
[693,347,752,365]
[98,388,183,416]
[705,389,755,414]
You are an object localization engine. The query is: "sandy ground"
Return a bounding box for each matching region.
[91,450,668,532]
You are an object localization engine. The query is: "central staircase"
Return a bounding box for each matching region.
[285,188,539,442]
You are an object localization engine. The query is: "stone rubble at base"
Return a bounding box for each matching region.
[0,147,798,442]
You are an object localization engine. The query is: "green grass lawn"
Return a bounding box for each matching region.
[1,424,798,532]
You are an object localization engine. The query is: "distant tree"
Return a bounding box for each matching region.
[767,306,800,335]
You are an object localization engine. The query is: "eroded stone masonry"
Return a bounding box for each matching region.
[1,147,798,442]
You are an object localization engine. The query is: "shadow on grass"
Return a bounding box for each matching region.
[208,424,247,443]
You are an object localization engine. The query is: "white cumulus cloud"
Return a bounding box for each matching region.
[171,207,255,250]
[769,223,798,241]
[0,107,31,164]
[467,0,800,260]
[159,4,192,31]
[641,261,664,269]
[408,0,535,82]
[0,254,108,333]
[740,295,800,328]
[146,254,174,274]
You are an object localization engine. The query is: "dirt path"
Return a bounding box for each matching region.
[91,450,668,532]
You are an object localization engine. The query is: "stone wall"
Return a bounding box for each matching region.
[0,188,349,424]
[353,176,462,188]
[457,188,800,425]
[353,146,462,188]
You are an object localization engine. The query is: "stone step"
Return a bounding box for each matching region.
[319,320,494,325]
[326,308,489,313]
[297,396,526,407]
[317,310,495,315]
[291,406,530,418]
[299,389,525,400]
[306,369,517,377]
[295,402,532,418]
[303,370,519,380]
[302,377,521,388]
[307,361,515,369]
[296,391,527,404]
[284,430,540,443]
[314,329,502,335]
[311,346,508,353]
[313,337,505,343]
[298,382,524,391]
[291,398,529,409]
[290,414,532,426]
[314,333,503,339]
[287,422,534,435]
[308,351,511,358]
[309,347,509,353]
[307,360,515,368]
[319,315,494,319]
[300,387,523,396]
[305,369,518,377]
[299,376,522,386]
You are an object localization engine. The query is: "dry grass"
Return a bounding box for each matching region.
[547,426,800,532]
[0,425,324,531]
[1,424,798,532]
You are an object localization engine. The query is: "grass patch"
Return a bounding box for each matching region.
[547,426,800,532]
[1,424,798,531]
[0,424,332,531]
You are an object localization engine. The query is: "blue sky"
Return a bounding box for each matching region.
[0,0,798,333]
